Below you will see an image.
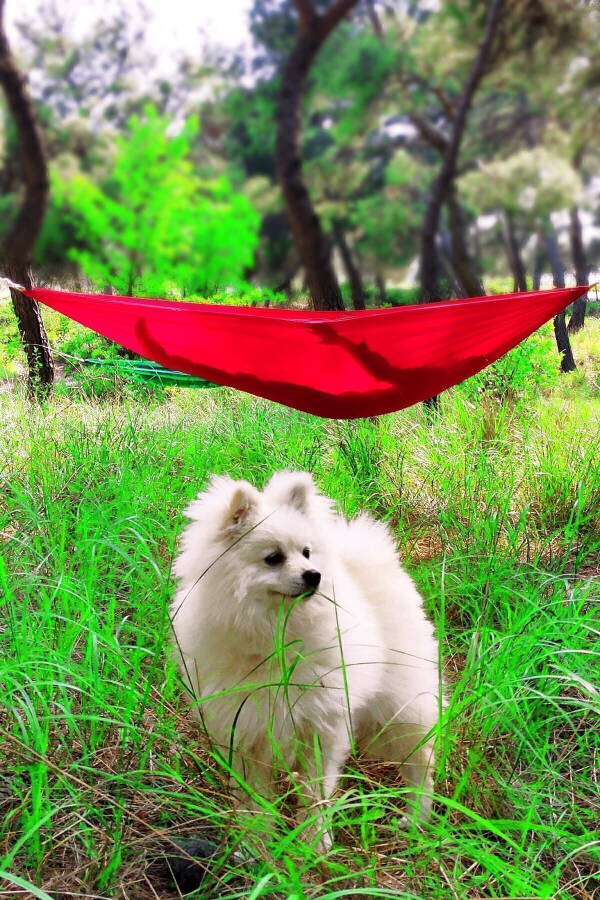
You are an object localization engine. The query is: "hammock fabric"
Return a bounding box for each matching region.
[24,284,588,419]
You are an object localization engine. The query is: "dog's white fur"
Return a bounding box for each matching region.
[171,471,441,845]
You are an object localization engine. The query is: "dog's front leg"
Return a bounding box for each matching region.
[294,726,351,851]
[229,746,279,838]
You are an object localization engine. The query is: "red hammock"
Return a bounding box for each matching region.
[23,284,588,419]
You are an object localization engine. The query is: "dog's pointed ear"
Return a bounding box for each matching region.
[224,481,260,535]
[183,475,260,538]
[264,471,316,514]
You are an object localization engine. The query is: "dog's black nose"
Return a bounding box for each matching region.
[302,569,321,590]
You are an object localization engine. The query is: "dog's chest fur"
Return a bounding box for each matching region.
[180,596,385,761]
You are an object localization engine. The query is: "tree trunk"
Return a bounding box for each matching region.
[274,261,301,295]
[332,220,366,309]
[0,0,53,395]
[445,186,484,296]
[532,238,543,291]
[543,222,576,373]
[567,205,588,333]
[420,174,447,302]
[375,271,387,305]
[418,0,505,301]
[276,1,360,311]
[502,209,528,291]
[437,227,466,298]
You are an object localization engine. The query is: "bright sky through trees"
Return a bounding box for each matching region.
[8,0,255,73]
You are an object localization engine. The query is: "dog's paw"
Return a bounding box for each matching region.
[397,803,432,832]
[316,828,334,854]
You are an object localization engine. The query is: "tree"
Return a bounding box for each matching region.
[15,0,151,129]
[276,0,361,310]
[418,0,506,301]
[568,204,589,332]
[460,148,582,286]
[0,0,53,394]
[58,109,260,296]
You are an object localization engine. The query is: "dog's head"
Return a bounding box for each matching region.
[175,471,333,612]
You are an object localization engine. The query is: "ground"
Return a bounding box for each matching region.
[0,312,599,898]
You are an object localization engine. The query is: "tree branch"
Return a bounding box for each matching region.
[319,0,360,42]
[293,0,317,31]
[366,0,384,41]
[409,111,449,153]
[443,0,506,178]
[431,84,456,121]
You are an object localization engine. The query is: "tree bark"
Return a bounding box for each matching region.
[0,0,53,395]
[567,205,588,333]
[445,185,484,296]
[502,209,528,291]
[332,220,366,309]
[543,222,576,373]
[532,237,543,291]
[418,0,505,302]
[437,227,466,298]
[365,0,384,40]
[276,0,360,311]
[375,271,387,305]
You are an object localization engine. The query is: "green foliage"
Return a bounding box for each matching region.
[458,324,560,402]
[33,172,82,267]
[0,297,22,377]
[313,27,397,141]
[354,192,419,269]
[223,81,280,178]
[459,148,583,223]
[195,284,288,307]
[54,108,260,296]
[340,284,419,308]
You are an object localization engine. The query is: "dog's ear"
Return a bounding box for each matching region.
[184,475,260,537]
[264,471,316,514]
[223,481,260,535]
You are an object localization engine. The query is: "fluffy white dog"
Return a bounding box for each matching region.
[171,471,442,846]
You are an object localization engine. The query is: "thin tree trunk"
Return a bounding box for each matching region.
[543,221,576,373]
[375,271,387,305]
[502,209,528,291]
[0,0,53,394]
[276,0,360,311]
[365,0,384,40]
[445,186,484,296]
[532,238,543,291]
[274,261,301,295]
[437,227,466,298]
[419,0,505,301]
[567,205,589,333]
[332,220,366,309]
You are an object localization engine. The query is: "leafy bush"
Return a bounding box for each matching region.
[340,283,420,307]
[0,298,22,376]
[458,323,560,401]
[51,107,260,297]
[191,284,289,307]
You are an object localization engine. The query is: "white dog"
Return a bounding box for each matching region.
[171,471,442,846]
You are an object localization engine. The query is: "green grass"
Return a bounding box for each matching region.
[1,323,599,898]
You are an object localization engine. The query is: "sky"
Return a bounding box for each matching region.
[7,0,255,72]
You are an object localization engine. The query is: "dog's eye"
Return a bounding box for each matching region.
[302,547,310,559]
[264,551,285,566]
